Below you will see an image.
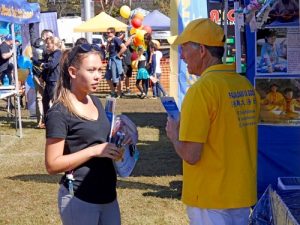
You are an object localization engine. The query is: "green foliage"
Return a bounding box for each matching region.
[154,0,170,16]
[27,0,170,17]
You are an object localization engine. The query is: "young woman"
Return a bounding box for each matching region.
[135,46,149,99]
[45,44,130,225]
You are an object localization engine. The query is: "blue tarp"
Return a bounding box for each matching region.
[143,10,170,31]
[0,0,40,24]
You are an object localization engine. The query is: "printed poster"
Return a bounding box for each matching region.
[256,28,300,75]
[255,78,300,126]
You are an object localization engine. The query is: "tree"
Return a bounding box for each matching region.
[94,0,124,17]
[28,0,81,17]
[27,0,48,11]
[153,0,170,16]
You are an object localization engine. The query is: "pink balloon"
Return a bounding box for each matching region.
[131,18,142,29]
[143,25,152,34]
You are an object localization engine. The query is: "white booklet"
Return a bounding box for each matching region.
[104,98,139,177]
[160,96,180,121]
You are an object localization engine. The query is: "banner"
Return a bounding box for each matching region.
[0,0,40,24]
[244,0,300,197]
[170,0,208,107]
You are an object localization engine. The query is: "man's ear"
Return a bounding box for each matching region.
[68,66,77,79]
[199,44,207,57]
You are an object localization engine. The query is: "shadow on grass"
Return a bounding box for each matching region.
[7,173,61,183]
[118,180,182,200]
[0,116,37,129]
[7,174,182,199]
[122,112,183,177]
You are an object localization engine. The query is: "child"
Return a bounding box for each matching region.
[135,46,149,99]
[281,88,300,118]
[259,30,279,73]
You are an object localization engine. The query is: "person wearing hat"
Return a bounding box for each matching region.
[165,18,260,225]
[0,34,14,85]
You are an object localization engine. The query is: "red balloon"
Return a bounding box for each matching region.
[131,51,138,61]
[143,25,152,34]
[131,18,142,29]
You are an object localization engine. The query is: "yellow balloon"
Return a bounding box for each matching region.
[135,29,147,42]
[130,27,136,35]
[120,5,131,19]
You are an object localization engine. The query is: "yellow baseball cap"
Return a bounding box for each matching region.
[169,18,225,47]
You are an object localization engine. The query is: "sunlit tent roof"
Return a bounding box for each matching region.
[143,10,170,31]
[73,12,128,32]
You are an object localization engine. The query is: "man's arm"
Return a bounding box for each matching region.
[1,50,13,60]
[172,140,203,165]
[118,43,127,58]
[166,117,203,165]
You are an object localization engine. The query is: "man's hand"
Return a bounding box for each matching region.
[166,116,179,143]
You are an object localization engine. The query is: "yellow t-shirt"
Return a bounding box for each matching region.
[179,64,260,209]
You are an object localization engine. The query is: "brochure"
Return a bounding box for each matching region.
[104,98,139,177]
[160,97,180,121]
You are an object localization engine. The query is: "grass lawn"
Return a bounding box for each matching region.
[0,96,188,225]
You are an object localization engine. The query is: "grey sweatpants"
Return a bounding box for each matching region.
[58,185,121,225]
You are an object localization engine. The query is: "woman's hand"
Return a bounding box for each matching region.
[93,142,122,160]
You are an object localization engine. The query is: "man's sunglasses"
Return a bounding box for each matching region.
[68,43,102,65]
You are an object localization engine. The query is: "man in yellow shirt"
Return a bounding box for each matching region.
[166,18,260,225]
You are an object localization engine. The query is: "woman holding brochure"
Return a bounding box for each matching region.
[45,44,133,225]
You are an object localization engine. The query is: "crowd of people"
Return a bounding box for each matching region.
[0,27,168,129]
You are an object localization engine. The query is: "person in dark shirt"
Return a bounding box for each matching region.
[0,34,14,85]
[105,27,127,98]
[30,29,54,128]
[41,36,62,118]
[45,44,132,225]
[117,32,135,95]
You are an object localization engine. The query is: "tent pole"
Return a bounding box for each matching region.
[11,23,23,138]
[222,0,229,63]
[84,0,93,43]
[234,1,242,73]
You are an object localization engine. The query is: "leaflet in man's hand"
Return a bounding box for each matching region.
[160,97,180,121]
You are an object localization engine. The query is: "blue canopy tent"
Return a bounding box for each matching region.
[0,0,40,138]
[143,10,170,31]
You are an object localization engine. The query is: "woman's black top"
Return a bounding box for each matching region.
[45,95,116,204]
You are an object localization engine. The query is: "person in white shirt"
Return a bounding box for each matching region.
[149,41,167,98]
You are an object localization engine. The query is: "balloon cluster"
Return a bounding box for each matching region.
[120,5,152,49]
[120,5,154,68]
